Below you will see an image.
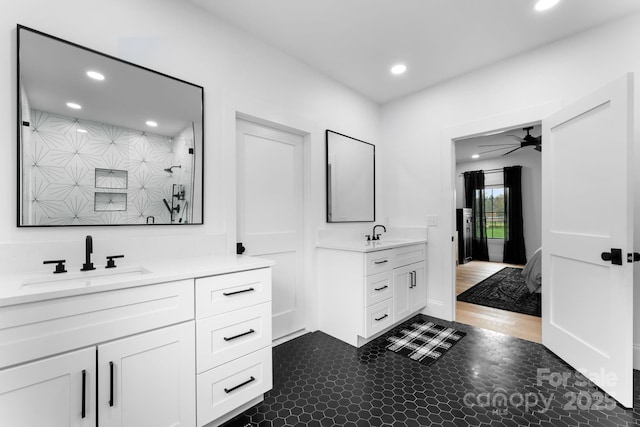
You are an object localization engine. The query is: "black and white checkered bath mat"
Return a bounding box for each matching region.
[386,321,466,366]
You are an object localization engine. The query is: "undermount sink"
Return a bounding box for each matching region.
[369,239,408,246]
[22,266,152,287]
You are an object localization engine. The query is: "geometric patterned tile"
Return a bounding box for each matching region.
[222,314,640,426]
[22,110,194,225]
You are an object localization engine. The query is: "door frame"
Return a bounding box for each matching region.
[441,101,562,322]
[222,91,321,334]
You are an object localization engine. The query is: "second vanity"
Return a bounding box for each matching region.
[317,239,427,347]
[0,255,274,427]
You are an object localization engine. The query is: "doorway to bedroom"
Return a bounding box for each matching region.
[453,124,542,343]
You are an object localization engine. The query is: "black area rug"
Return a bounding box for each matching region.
[385,321,466,366]
[457,267,541,317]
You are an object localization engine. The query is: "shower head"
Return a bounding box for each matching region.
[164,165,182,173]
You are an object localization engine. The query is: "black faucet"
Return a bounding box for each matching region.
[372,225,387,241]
[81,235,96,271]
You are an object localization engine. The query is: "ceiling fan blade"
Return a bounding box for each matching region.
[479,146,519,155]
[477,143,519,147]
[501,146,522,156]
[506,135,525,142]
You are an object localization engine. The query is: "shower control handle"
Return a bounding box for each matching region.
[106,255,124,269]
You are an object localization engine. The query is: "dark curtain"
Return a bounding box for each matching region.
[503,166,527,264]
[463,170,489,261]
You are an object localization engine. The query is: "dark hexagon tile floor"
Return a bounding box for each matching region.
[222,314,640,426]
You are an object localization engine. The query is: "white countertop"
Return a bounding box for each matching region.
[317,238,427,253]
[0,255,274,307]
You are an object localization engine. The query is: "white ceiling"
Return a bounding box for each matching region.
[20,27,202,138]
[188,0,640,104]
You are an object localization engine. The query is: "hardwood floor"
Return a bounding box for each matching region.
[456,260,542,343]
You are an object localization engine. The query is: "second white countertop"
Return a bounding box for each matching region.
[317,238,427,253]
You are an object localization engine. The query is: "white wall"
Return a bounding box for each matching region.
[456,146,542,261]
[380,12,640,362]
[0,0,380,281]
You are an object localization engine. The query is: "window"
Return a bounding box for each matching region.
[484,186,505,239]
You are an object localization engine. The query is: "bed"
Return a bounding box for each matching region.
[522,247,542,293]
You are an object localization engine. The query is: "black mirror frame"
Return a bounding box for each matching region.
[16,24,205,227]
[325,129,375,223]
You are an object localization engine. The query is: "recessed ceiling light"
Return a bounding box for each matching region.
[66,102,82,110]
[146,120,158,127]
[391,64,407,75]
[86,70,105,81]
[472,154,480,159]
[534,0,560,12]
[77,128,88,133]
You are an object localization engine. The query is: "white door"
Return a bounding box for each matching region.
[0,348,96,427]
[98,322,195,427]
[542,74,634,407]
[236,119,305,340]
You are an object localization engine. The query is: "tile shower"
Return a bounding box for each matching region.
[21,110,194,225]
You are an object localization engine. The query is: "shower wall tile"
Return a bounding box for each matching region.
[23,110,193,225]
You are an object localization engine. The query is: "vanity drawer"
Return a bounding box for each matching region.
[364,271,392,307]
[363,299,394,338]
[0,279,194,369]
[197,346,272,427]
[394,244,426,268]
[195,268,271,318]
[196,302,271,373]
[365,250,393,275]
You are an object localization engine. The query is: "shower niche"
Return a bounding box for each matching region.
[95,169,128,190]
[17,25,204,226]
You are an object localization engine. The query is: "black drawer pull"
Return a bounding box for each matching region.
[373,260,388,265]
[109,361,114,407]
[374,285,388,291]
[224,376,256,393]
[223,287,255,296]
[375,314,388,321]
[224,329,255,341]
[81,369,86,418]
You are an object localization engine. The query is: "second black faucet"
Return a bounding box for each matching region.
[371,224,386,241]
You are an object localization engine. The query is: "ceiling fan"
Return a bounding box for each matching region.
[478,126,542,156]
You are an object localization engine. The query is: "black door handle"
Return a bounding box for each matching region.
[601,248,623,265]
[236,242,246,255]
[628,252,640,263]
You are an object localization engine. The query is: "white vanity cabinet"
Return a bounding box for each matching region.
[194,268,273,427]
[0,347,96,427]
[318,242,427,347]
[0,323,195,427]
[97,322,195,427]
[393,262,427,321]
[0,278,195,427]
[0,258,274,427]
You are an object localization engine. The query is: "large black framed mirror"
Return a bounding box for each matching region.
[326,130,375,222]
[17,25,204,226]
